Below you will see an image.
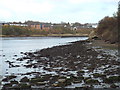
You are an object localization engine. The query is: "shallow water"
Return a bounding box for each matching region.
[0,37,88,77]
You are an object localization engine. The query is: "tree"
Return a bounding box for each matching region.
[117,1,120,18]
[97,15,118,43]
[118,1,120,44]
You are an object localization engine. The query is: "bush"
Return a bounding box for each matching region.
[2,25,31,36]
[96,16,118,43]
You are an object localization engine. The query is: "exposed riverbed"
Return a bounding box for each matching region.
[1,37,120,89]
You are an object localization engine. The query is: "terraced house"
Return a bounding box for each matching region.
[26,21,52,30]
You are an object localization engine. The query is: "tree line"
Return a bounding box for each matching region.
[1,25,76,36]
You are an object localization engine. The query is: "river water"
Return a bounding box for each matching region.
[0,37,88,77]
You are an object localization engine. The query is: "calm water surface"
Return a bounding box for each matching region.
[0,37,88,77]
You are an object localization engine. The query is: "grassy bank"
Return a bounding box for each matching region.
[90,39,118,50]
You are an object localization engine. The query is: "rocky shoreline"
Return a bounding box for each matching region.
[1,40,120,89]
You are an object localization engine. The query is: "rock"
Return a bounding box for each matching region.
[14,55,17,57]
[85,79,99,84]
[77,70,85,76]
[43,67,52,71]
[52,81,71,87]
[52,83,58,87]
[36,81,47,86]
[18,83,31,88]
[42,74,52,80]
[51,76,72,87]
[73,80,82,83]
[11,84,20,89]
[3,83,12,88]
[89,30,97,40]
[16,58,23,61]
[103,76,120,83]
[92,73,106,78]
[33,65,37,68]
[20,52,24,54]
[20,77,29,82]
[10,80,19,84]
[49,75,59,84]
[75,87,84,89]
[30,77,47,83]
[24,64,32,68]
[70,76,83,83]
[15,65,20,67]
[2,75,17,82]
[58,79,66,83]
[3,55,5,57]
[110,84,118,88]
[23,57,30,59]
[91,36,100,40]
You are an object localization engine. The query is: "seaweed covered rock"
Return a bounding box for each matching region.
[85,79,99,84]
[103,76,120,83]
[92,73,106,78]
[10,80,19,84]
[2,75,17,82]
[18,83,31,89]
[20,77,29,82]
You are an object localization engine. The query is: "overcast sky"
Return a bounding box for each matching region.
[0,0,119,23]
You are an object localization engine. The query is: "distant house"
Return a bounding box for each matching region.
[30,24,41,30]
[43,23,52,30]
[71,23,98,30]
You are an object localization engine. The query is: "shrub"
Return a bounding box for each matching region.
[96,16,118,43]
